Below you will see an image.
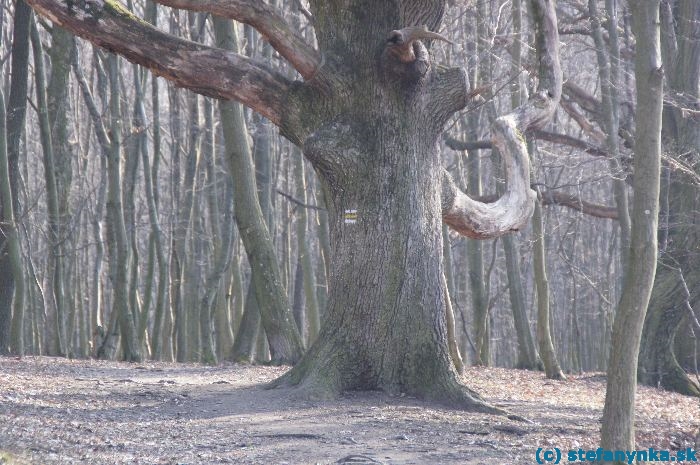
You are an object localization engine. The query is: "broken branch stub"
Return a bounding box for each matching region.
[385,25,453,63]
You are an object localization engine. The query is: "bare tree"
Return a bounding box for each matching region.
[25,0,561,410]
[601,0,664,456]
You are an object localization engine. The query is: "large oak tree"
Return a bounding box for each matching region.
[26,0,561,411]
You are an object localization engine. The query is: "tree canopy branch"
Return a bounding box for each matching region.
[26,0,294,126]
[154,0,322,80]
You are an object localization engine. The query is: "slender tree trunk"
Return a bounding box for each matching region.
[0,87,26,356]
[532,198,565,380]
[213,184,236,361]
[31,17,67,355]
[106,54,142,362]
[230,281,262,363]
[294,152,320,343]
[1,0,32,355]
[601,1,663,457]
[214,18,304,364]
[466,155,489,366]
[46,26,74,356]
[588,0,631,276]
[508,0,541,371]
[638,0,700,398]
[467,1,490,366]
[197,98,228,365]
[442,267,464,374]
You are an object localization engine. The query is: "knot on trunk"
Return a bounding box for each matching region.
[380,25,452,84]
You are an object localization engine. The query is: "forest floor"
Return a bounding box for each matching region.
[0,357,698,465]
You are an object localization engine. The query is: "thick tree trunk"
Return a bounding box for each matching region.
[272,0,557,407]
[274,114,494,407]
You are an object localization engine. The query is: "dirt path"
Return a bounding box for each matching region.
[0,357,697,464]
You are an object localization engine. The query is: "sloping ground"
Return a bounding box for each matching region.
[0,357,697,464]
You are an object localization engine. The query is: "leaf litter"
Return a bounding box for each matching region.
[0,357,697,464]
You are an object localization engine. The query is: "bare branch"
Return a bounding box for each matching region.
[444,136,492,152]
[539,190,619,219]
[446,130,609,158]
[560,98,606,144]
[563,81,601,118]
[276,189,325,211]
[26,0,294,126]
[533,129,609,158]
[154,0,321,80]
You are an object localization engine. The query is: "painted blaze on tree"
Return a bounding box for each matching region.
[26,0,561,411]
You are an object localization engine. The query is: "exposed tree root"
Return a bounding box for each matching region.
[268,348,518,418]
[266,352,345,402]
[658,365,700,398]
[422,373,510,416]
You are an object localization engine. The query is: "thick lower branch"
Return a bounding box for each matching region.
[27,0,293,126]
[154,0,321,80]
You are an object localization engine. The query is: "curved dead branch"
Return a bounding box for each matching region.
[442,0,562,238]
[442,116,537,239]
[154,0,321,80]
[26,0,294,126]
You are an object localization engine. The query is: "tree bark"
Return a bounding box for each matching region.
[533,197,565,380]
[0,87,26,357]
[638,0,700,398]
[600,0,663,457]
[1,0,32,355]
